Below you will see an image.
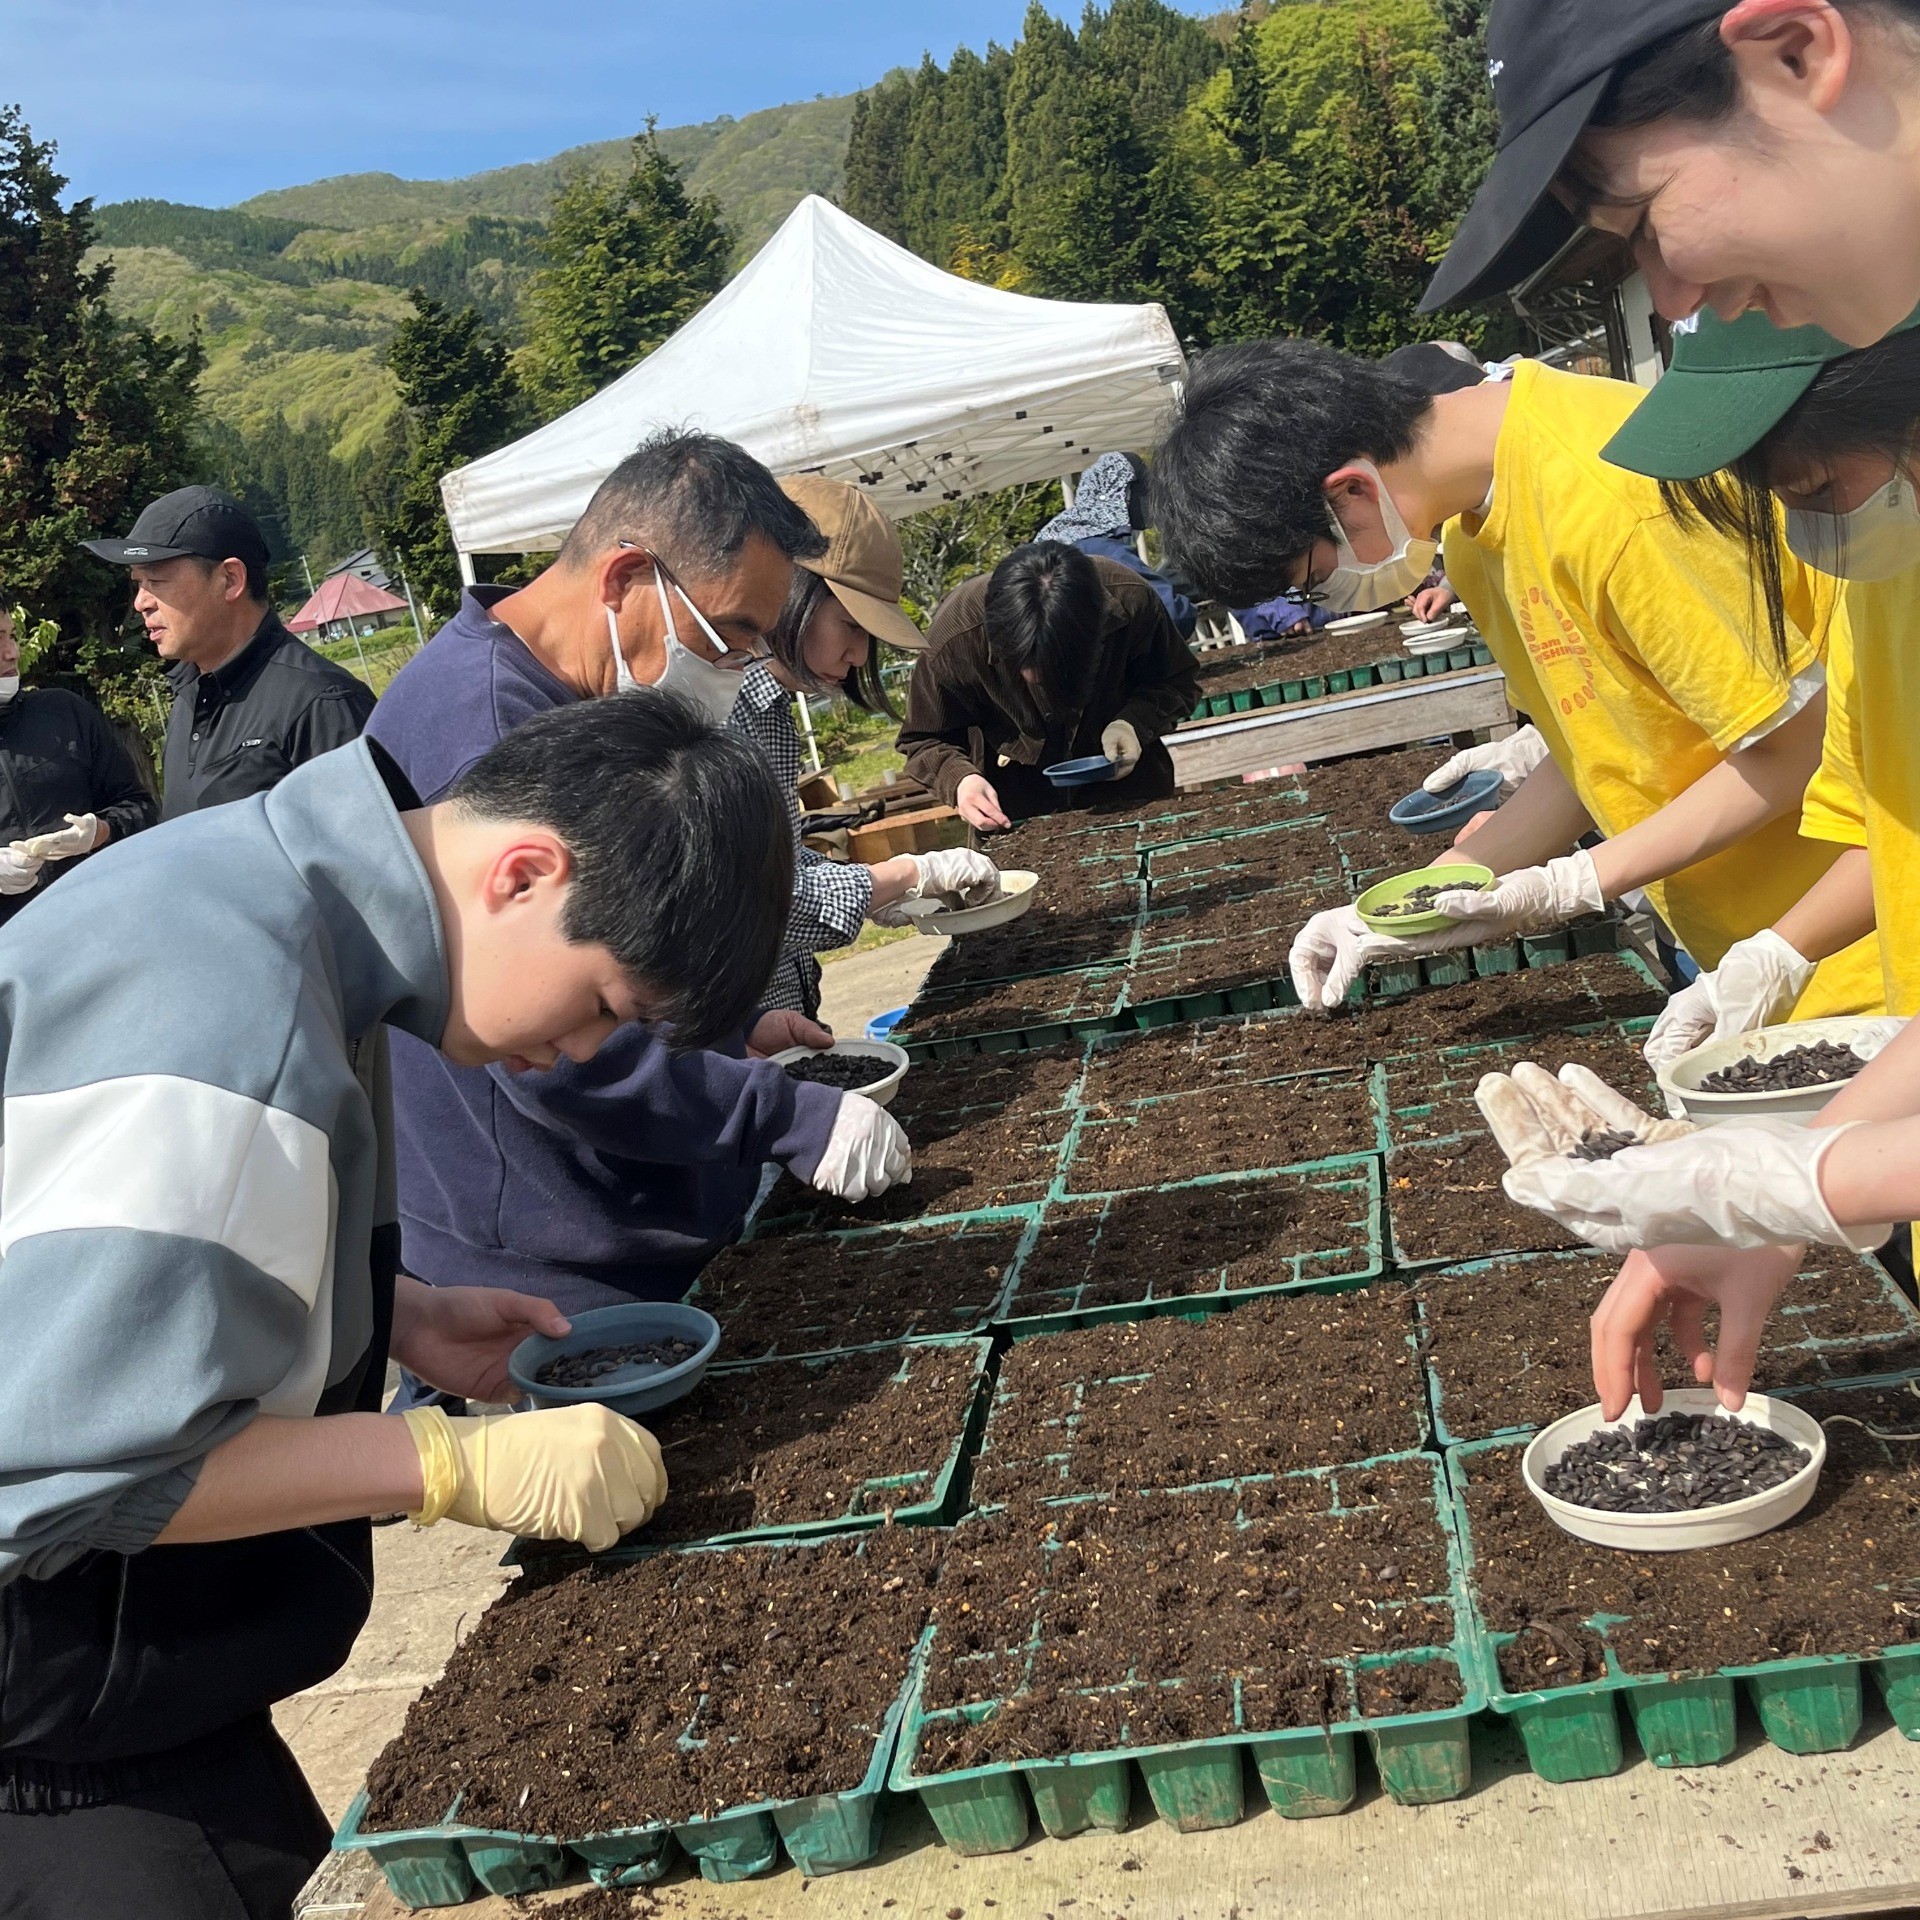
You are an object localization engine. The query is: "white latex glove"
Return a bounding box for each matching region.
[872,848,1004,928]
[0,846,43,895]
[809,1092,912,1201]
[1423,726,1550,799]
[1641,930,1816,1074]
[1288,905,1482,1011]
[1474,1059,1892,1253]
[1428,849,1606,939]
[1100,718,1142,778]
[16,813,98,862]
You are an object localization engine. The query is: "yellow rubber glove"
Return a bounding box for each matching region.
[403,1403,667,1550]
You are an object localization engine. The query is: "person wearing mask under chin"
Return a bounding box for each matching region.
[0,602,156,923]
[366,432,912,1385]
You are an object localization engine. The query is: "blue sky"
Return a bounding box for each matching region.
[3,1,1202,209]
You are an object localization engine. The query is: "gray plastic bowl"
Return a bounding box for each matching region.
[1389,769,1503,835]
[508,1301,721,1416]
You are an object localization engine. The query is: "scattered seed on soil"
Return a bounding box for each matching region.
[535,1339,698,1388]
[1570,1127,1638,1161]
[780,1052,894,1092]
[1544,1411,1811,1513]
[1698,1040,1867,1094]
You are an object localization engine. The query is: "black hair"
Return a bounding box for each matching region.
[445,687,794,1051]
[766,568,896,715]
[984,542,1107,718]
[1663,325,1920,663]
[1120,452,1152,532]
[558,429,827,578]
[1151,340,1432,608]
[194,551,270,605]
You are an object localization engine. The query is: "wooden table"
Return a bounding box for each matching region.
[351,1714,1920,1920]
[1168,667,1515,787]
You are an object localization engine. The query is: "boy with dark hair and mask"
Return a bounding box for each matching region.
[1151,337,1882,1024]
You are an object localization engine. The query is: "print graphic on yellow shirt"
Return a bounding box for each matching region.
[1442,360,1879,1018]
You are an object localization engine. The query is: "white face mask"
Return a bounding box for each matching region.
[604,573,747,727]
[1784,466,1920,583]
[1315,462,1440,614]
[0,676,20,706]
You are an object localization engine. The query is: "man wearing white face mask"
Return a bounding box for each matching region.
[0,604,156,924]
[366,433,913,1378]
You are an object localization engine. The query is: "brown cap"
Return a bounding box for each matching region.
[780,475,925,652]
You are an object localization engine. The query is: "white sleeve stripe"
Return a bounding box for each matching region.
[1,1076,332,1308]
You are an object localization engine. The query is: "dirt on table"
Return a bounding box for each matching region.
[917,875,1140,991]
[1461,1383,1920,1690]
[971,1286,1424,1505]
[692,1223,1019,1361]
[1069,1071,1377,1189]
[361,1530,941,1837]
[1001,1172,1374,1319]
[917,1459,1459,1766]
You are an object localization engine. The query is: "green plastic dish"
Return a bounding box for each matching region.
[1354,863,1494,937]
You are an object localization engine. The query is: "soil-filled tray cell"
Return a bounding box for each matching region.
[998,1165,1382,1328]
[690,1221,1022,1362]
[1123,938,1297,1008]
[894,1457,1478,1851]
[972,1287,1425,1506]
[1446,1381,1920,1782]
[886,1042,1085,1124]
[1080,1011,1372,1104]
[348,1530,940,1900]
[1138,882,1342,948]
[1065,1069,1383,1193]
[898,968,1127,1050]
[1421,1248,1920,1445]
[1144,820,1343,888]
[1384,1028,1659,1150]
[1131,777,1315,851]
[917,880,1144,992]
[1298,745,1438,822]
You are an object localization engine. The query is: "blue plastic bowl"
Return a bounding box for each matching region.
[1044,754,1117,788]
[1388,768,1503,835]
[865,1006,909,1042]
[508,1301,721,1416]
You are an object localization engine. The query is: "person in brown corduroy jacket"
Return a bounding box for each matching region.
[898,543,1201,828]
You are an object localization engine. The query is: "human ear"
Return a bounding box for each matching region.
[483,833,573,912]
[599,544,659,616]
[1720,2,1852,114]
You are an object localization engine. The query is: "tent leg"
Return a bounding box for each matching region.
[1060,474,1076,510]
[456,550,478,588]
[794,693,823,774]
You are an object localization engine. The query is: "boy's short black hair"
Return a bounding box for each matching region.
[446,689,793,1049]
[1153,340,1432,608]
[984,542,1107,714]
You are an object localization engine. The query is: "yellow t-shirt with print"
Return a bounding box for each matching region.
[1441,359,1880,1018]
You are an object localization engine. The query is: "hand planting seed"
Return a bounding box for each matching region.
[1545,1411,1810,1514]
[781,1053,894,1092]
[1697,1041,1866,1095]
[536,1339,700,1388]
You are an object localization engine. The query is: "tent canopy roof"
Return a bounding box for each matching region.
[441,196,1186,557]
[287,572,407,633]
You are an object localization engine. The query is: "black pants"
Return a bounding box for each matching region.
[0,1715,330,1920]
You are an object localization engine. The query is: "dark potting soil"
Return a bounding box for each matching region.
[1139,881,1345,947]
[1384,1030,1658,1147]
[918,898,1138,990]
[1081,1009,1368,1104]
[972,1287,1423,1505]
[1145,821,1341,887]
[361,1530,941,1836]
[1298,745,1438,820]
[1697,1039,1867,1094]
[918,1460,1457,1766]
[779,1052,894,1093]
[619,1342,981,1545]
[1543,1410,1810,1513]
[1001,1174,1374,1319]
[1420,1249,1920,1443]
[1462,1383,1920,1689]
[903,968,1120,1043]
[1126,937,1293,1002]
[691,1224,1019,1361]
[887,1042,1083,1122]
[1388,1135,1583,1264]
[1191,624,1409,696]
[536,1340,699,1389]
[1358,957,1666,1053]
[1068,1072,1377,1189]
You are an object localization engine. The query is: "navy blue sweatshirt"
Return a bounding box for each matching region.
[366,588,840,1314]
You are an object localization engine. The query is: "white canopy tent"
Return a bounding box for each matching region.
[440,195,1187,568]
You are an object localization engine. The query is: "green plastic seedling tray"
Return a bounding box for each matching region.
[909,881,1146,995]
[1443,1411,1920,1787]
[995,1161,1384,1334]
[1419,1250,1920,1449]
[895,968,1133,1061]
[890,1459,1482,1854]
[1187,644,1495,720]
[333,1558,935,1906]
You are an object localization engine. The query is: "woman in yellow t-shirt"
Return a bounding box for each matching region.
[1152,339,1882,1015]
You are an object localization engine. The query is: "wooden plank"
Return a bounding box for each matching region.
[1168,669,1514,787]
[357,1715,1920,1920]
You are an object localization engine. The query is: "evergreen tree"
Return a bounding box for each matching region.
[517,126,731,418]
[377,291,522,618]
[1082,0,1224,139]
[0,106,203,648]
[901,45,1011,270]
[842,69,915,243]
[1423,0,1501,243]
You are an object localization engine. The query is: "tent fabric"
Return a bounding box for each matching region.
[440,196,1187,558]
[287,572,408,633]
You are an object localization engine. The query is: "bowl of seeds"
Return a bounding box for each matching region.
[769,1039,910,1107]
[1354,863,1494,937]
[509,1301,722,1416]
[1659,1014,1905,1126]
[1522,1389,1825,1550]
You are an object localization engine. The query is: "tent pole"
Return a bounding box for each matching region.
[457,550,478,588]
[794,693,823,774]
[1060,474,1076,510]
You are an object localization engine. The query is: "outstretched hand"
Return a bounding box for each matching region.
[391,1279,571,1405]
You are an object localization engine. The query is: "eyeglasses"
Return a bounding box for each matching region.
[617,542,772,667]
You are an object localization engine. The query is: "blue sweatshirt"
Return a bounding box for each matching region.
[366,589,841,1314]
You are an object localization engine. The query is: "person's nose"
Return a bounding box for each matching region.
[1635,241,1710,323]
[555,1016,619,1064]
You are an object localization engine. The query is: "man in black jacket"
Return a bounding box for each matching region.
[82,487,375,817]
[0,607,156,924]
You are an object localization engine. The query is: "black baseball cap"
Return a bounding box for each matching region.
[1421,0,1728,312]
[81,485,271,569]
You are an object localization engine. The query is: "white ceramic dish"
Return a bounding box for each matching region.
[1399,619,1452,640]
[767,1039,910,1107]
[1521,1390,1825,1551]
[904,869,1039,937]
[1324,611,1391,637]
[1659,1014,1906,1126]
[1404,632,1458,657]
